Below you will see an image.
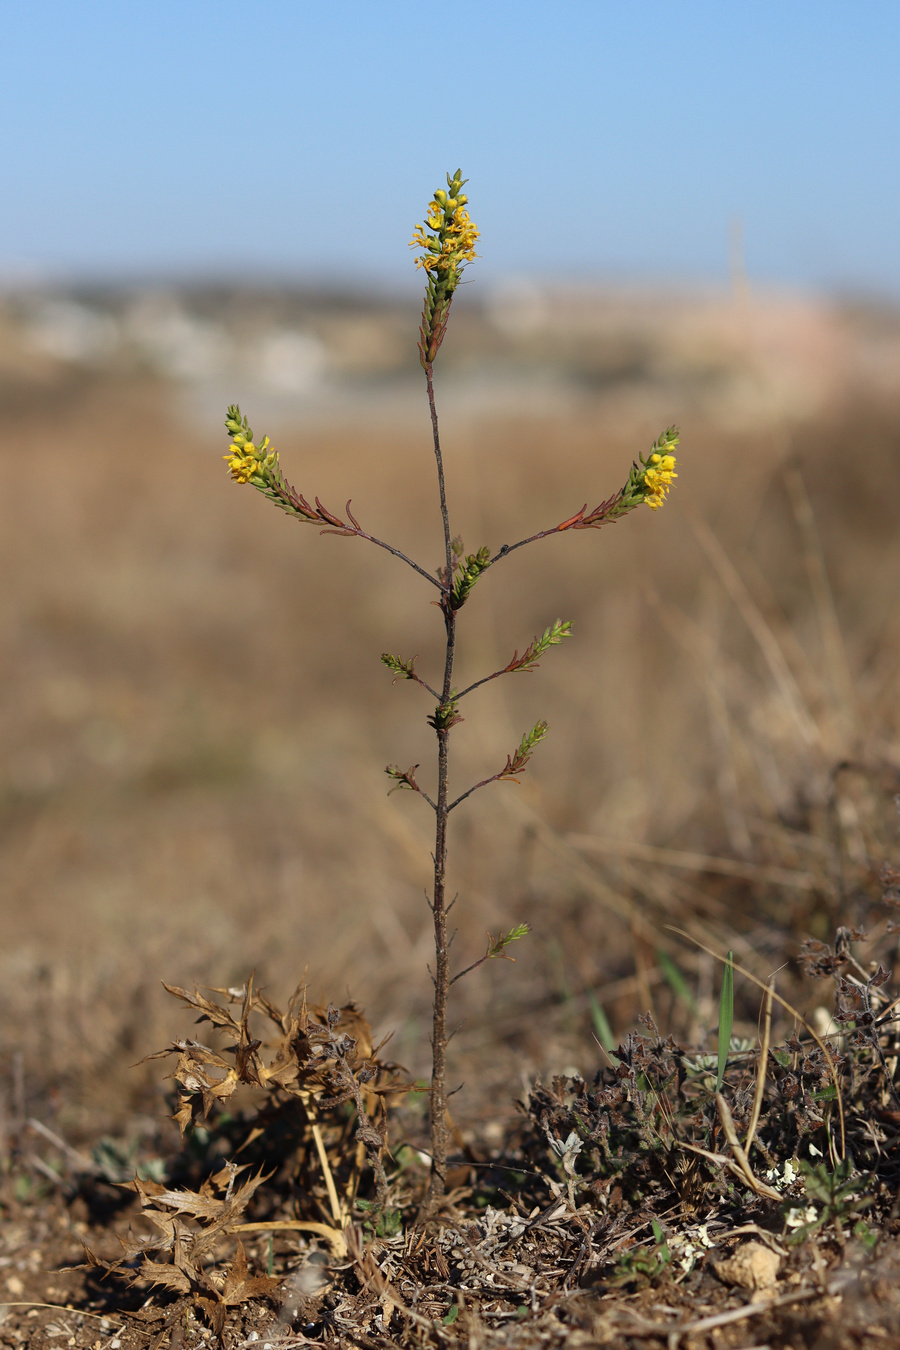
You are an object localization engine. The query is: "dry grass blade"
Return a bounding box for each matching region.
[567,834,816,889]
[783,460,859,738]
[302,1093,347,1227]
[689,512,822,749]
[0,1304,119,1323]
[499,792,643,929]
[746,978,774,1153]
[715,1092,782,1201]
[231,1220,347,1258]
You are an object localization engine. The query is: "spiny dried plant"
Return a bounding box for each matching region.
[150,980,404,1215]
[221,169,680,1215]
[81,982,410,1328]
[82,1164,284,1337]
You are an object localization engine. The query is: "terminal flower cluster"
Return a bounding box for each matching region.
[410,175,479,284]
[611,426,680,517]
[411,170,479,367]
[224,413,277,487]
[642,438,679,510]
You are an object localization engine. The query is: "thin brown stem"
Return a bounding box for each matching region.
[456,670,507,699]
[488,495,621,565]
[420,362,458,1217]
[424,717,452,1213]
[450,954,491,986]
[422,593,458,1213]
[489,527,564,564]
[426,364,454,583]
[448,773,507,812]
[413,785,439,812]
[405,672,442,700]
[457,664,537,700]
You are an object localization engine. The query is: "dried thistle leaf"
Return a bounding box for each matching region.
[134,1260,193,1295]
[221,1242,283,1305]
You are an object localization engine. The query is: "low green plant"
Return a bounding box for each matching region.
[609,1218,672,1287]
[785,1156,874,1245]
[221,170,680,1214]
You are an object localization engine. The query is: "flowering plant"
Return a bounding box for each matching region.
[224,170,679,1215]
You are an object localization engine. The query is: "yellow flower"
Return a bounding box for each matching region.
[642,451,678,510]
[410,186,479,278]
[223,433,275,486]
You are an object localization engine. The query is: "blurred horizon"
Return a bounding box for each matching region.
[4,275,899,437]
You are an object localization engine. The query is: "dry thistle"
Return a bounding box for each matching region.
[222,170,680,1218]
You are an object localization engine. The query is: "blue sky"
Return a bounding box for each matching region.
[3,1,899,296]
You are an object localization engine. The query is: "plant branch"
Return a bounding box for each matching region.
[456,620,572,699]
[447,772,509,812]
[381,653,440,700]
[384,764,437,811]
[456,669,517,700]
[488,492,626,566]
[450,925,529,986]
[322,509,443,591]
[448,722,549,811]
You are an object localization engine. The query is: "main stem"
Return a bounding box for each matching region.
[424,362,455,1213]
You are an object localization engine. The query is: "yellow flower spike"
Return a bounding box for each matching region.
[411,171,480,367]
[616,427,681,512]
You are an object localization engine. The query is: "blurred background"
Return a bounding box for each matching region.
[2,2,900,1134]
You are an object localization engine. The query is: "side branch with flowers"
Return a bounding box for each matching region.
[223,169,680,1218]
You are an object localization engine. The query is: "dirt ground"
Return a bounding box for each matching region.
[2,286,900,1346]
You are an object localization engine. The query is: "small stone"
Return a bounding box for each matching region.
[713,1241,781,1292]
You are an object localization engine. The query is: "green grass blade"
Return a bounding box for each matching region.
[656,947,697,1015]
[716,950,734,1092]
[588,990,619,1061]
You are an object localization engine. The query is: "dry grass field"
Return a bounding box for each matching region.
[2,284,900,1347]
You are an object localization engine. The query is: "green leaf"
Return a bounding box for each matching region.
[381,652,417,680]
[650,1218,670,1262]
[588,991,619,1059]
[427,697,462,731]
[509,619,573,672]
[488,923,531,957]
[450,546,491,610]
[716,951,734,1093]
[656,948,697,1015]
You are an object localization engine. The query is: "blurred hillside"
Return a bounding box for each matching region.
[4,278,900,426]
[2,281,899,1130]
